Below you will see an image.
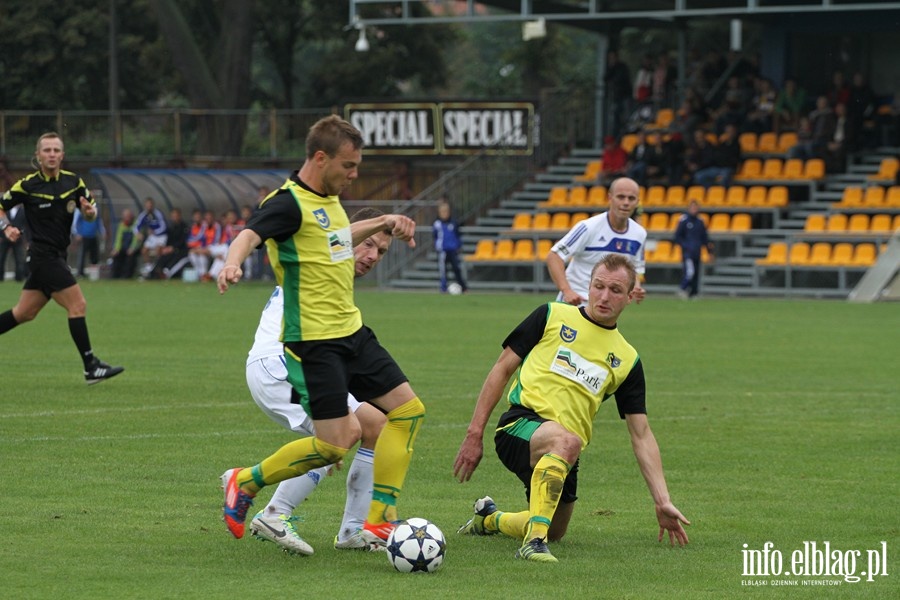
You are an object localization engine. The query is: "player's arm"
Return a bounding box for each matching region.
[0,191,23,242]
[453,346,522,483]
[351,214,416,248]
[546,250,582,305]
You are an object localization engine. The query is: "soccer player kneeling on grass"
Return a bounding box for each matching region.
[453,254,689,563]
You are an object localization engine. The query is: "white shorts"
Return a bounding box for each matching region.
[144,233,168,250]
[246,356,362,436]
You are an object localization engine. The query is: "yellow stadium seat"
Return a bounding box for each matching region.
[804,214,826,232]
[493,239,514,260]
[777,132,798,153]
[568,186,588,206]
[757,132,778,153]
[512,239,535,261]
[803,158,825,180]
[735,159,762,180]
[894,215,900,231]
[767,186,789,207]
[645,186,666,207]
[669,244,683,263]
[746,186,768,207]
[698,212,710,228]
[781,158,804,179]
[762,158,783,179]
[647,212,670,232]
[705,186,726,206]
[570,212,590,226]
[620,134,638,153]
[550,212,571,230]
[868,214,892,233]
[537,239,553,258]
[826,213,848,233]
[867,157,899,182]
[669,213,684,230]
[738,132,757,154]
[588,185,607,206]
[787,242,811,265]
[830,242,854,266]
[886,186,900,207]
[531,213,551,230]
[574,160,603,183]
[546,187,569,206]
[686,185,705,204]
[862,186,886,208]
[730,213,752,232]
[708,213,730,232]
[724,186,747,206]
[847,214,870,232]
[756,242,788,265]
[851,243,877,266]
[649,240,673,263]
[807,242,833,266]
[511,213,532,230]
[468,239,495,261]
[665,185,686,206]
[654,108,674,129]
[838,187,864,207]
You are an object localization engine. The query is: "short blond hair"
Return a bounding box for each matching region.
[591,254,637,291]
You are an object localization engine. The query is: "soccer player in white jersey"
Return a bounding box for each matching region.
[246,208,392,554]
[546,177,647,306]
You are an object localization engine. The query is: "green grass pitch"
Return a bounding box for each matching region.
[0,280,897,599]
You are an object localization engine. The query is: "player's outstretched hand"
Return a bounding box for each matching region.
[452,435,484,483]
[386,214,416,248]
[656,502,690,547]
[217,264,243,294]
[79,197,97,220]
[632,285,647,304]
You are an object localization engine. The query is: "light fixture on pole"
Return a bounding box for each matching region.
[522,17,546,41]
[355,26,370,52]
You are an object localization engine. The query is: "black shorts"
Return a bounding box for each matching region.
[284,325,408,421]
[24,253,78,298]
[494,406,580,504]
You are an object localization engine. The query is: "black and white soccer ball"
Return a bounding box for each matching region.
[386,518,446,573]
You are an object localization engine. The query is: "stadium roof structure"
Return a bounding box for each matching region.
[349,0,900,29]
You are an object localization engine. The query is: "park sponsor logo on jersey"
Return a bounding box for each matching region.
[551,346,608,394]
[559,324,577,343]
[313,208,330,229]
[327,226,353,262]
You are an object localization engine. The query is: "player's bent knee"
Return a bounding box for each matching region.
[315,438,350,464]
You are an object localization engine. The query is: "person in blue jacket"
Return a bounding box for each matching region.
[673,200,715,298]
[432,199,468,293]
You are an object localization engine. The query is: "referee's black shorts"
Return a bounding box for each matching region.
[494,406,580,504]
[24,253,78,298]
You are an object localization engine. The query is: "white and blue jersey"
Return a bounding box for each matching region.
[550,212,646,300]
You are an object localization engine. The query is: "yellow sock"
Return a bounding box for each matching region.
[524,453,571,541]
[237,437,347,495]
[489,510,529,539]
[366,397,425,524]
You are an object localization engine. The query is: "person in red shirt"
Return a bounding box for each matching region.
[599,135,628,185]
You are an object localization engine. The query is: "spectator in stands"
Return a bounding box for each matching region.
[208,209,240,280]
[599,135,629,185]
[0,202,27,282]
[700,50,728,97]
[674,200,714,299]
[604,50,632,139]
[653,52,676,108]
[433,199,468,294]
[110,209,141,279]
[149,207,189,279]
[72,206,106,278]
[744,77,777,135]
[847,72,877,150]
[788,96,835,160]
[774,78,808,134]
[824,103,855,173]
[546,177,647,306]
[135,197,168,277]
[685,129,717,186]
[825,70,851,108]
[694,124,741,188]
[626,131,664,187]
[670,88,707,138]
[662,132,687,185]
[633,54,654,105]
[187,210,221,282]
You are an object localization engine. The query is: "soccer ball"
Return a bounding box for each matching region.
[447,282,463,295]
[386,518,446,573]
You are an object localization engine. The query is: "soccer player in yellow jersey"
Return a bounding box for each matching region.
[453,254,689,562]
[216,115,425,548]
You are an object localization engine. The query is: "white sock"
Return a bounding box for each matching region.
[263,466,331,518]
[337,447,375,541]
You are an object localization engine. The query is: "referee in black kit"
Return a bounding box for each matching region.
[0,132,123,384]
